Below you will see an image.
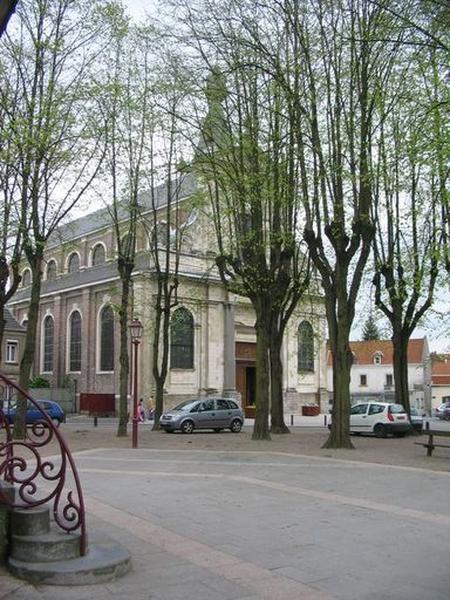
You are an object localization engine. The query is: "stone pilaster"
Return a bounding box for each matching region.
[223,302,236,396]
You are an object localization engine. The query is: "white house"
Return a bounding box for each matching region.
[327,338,432,412]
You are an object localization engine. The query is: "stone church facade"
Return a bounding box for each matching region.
[9,182,328,417]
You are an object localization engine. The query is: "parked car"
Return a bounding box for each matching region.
[160,398,244,434]
[329,402,411,437]
[2,399,65,427]
[409,407,425,432]
[434,402,450,419]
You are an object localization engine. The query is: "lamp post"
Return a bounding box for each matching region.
[129,318,143,449]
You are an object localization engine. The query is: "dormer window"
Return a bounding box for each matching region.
[373,352,383,364]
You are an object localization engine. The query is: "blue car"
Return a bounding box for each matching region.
[2,399,65,427]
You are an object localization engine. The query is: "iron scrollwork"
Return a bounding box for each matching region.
[0,373,87,555]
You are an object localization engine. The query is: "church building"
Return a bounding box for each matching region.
[9,179,328,417]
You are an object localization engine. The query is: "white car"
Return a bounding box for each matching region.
[348,402,411,437]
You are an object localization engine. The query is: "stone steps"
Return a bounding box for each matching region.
[8,538,131,585]
[5,501,131,585]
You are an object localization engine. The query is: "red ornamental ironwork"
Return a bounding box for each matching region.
[0,373,87,556]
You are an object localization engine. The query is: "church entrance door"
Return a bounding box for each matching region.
[235,342,256,418]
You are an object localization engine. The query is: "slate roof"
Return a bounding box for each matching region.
[48,174,197,248]
[2,307,25,332]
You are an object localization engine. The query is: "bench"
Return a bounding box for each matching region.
[415,421,450,456]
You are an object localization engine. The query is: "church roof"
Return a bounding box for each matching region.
[47,174,197,248]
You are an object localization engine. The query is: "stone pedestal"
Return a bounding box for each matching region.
[0,482,15,564]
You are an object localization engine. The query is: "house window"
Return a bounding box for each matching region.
[43,315,54,372]
[67,252,80,273]
[22,269,31,287]
[373,353,382,364]
[297,321,314,372]
[5,341,18,363]
[99,306,114,371]
[360,374,367,386]
[386,373,393,387]
[69,311,82,372]
[92,244,106,266]
[170,307,194,369]
[46,260,57,281]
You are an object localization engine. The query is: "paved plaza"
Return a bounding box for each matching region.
[1,422,450,599]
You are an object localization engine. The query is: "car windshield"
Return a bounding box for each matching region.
[172,400,200,412]
[389,404,406,414]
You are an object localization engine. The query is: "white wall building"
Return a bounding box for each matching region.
[327,338,431,412]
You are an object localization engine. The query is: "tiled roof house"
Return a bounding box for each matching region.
[327,338,432,412]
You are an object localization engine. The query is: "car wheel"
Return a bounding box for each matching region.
[213,428,222,432]
[181,420,194,434]
[374,424,387,438]
[230,419,242,433]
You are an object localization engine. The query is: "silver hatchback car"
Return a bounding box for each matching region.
[160,398,244,434]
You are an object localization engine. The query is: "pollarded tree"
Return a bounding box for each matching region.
[1,0,109,438]
[175,1,312,439]
[372,42,445,415]
[270,0,406,448]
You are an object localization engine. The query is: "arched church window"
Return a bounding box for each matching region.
[99,306,114,371]
[67,252,80,273]
[297,321,314,372]
[170,307,194,369]
[46,260,57,281]
[43,315,54,372]
[92,244,106,266]
[69,311,82,372]
[22,269,31,287]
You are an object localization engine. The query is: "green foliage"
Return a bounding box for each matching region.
[362,313,381,341]
[28,376,50,389]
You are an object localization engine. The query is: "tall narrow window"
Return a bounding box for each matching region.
[69,311,82,372]
[92,244,106,266]
[43,315,54,372]
[5,341,18,363]
[297,321,314,372]
[67,252,80,273]
[170,307,194,369]
[46,260,57,281]
[22,269,31,287]
[99,306,114,371]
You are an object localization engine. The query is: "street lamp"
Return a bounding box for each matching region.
[129,318,143,449]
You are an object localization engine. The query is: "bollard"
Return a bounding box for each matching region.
[94,416,98,427]
[324,414,327,427]
[290,414,294,426]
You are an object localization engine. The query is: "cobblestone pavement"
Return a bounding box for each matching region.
[1,421,449,599]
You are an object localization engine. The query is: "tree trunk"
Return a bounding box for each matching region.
[252,317,271,440]
[392,332,410,413]
[117,275,131,437]
[323,335,354,449]
[15,252,43,439]
[270,332,290,434]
